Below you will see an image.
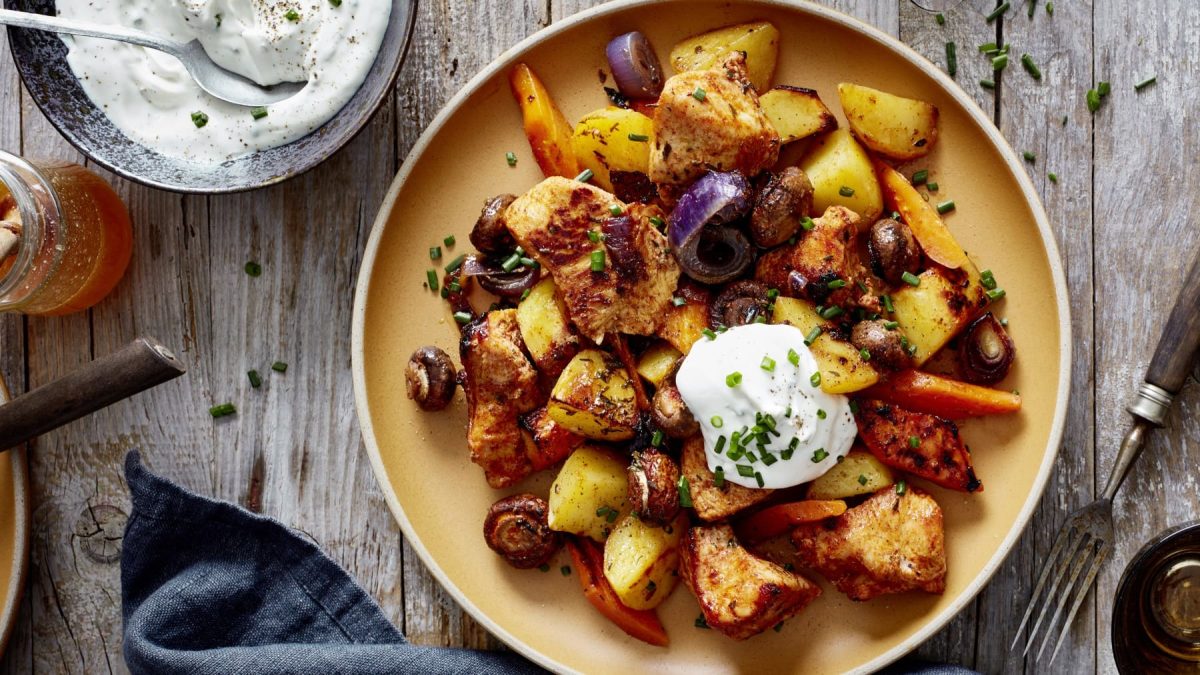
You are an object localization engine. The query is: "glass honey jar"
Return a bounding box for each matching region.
[0,152,132,315]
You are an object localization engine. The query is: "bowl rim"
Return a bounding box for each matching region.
[351,1,1072,672]
[4,0,419,195]
[0,379,31,657]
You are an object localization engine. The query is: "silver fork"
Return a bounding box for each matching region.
[1011,249,1200,665]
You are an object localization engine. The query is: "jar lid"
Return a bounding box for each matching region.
[1113,520,1200,672]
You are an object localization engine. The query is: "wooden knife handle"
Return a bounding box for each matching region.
[1146,252,1200,395]
[0,336,186,450]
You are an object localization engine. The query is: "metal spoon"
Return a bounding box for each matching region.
[0,8,304,107]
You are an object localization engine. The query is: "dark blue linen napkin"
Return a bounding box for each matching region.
[120,451,543,675]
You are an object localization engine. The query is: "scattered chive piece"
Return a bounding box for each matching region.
[791,345,806,364]
[440,287,449,298]
[1028,0,1036,17]
[1048,172,1059,183]
[1021,53,1042,80]
[980,269,998,289]
[810,371,822,387]
[936,200,956,214]
[856,279,869,294]
[590,250,605,272]
[1046,1,1053,13]
[726,371,743,387]
[426,269,439,291]
[946,42,957,77]
[519,288,531,301]
[329,0,341,5]
[453,311,471,324]
[209,403,237,418]
[429,246,442,260]
[538,563,550,572]
[711,415,724,428]
[838,185,855,197]
[702,328,717,340]
[850,400,859,414]
[774,622,784,633]
[588,229,601,243]
[987,288,1007,300]
[978,42,998,53]
[827,279,847,290]
[245,261,262,277]
[896,480,908,496]
[247,370,262,388]
[443,234,455,247]
[444,254,466,274]
[714,436,727,455]
[992,54,1009,71]
[574,168,594,183]
[678,476,693,507]
[985,2,1010,22]
[651,430,664,447]
[1086,89,1101,113]
[761,356,776,372]
[936,12,945,24]
[901,271,921,287]
[609,204,623,216]
[713,465,725,487]
[817,409,827,420]
[285,9,300,21]
[501,253,521,272]
[271,361,288,373]
[908,435,920,449]
[1135,76,1157,91]
[517,256,536,269]
[447,280,461,293]
[799,216,816,231]
[980,79,996,90]
[695,615,710,629]
[692,87,707,101]
[811,448,829,463]
[649,215,665,230]
[884,320,899,330]
[912,169,929,185]
[767,288,779,301]
[505,151,517,167]
[859,348,871,361]
[1022,151,1036,162]
[250,106,268,120]
[191,111,209,128]
[819,305,843,320]
[561,565,571,576]
[215,13,222,26]
[627,133,650,142]
[927,181,940,192]
[755,472,764,488]
[882,294,895,313]
[1098,81,1111,96]
[857,474,868,486]
[737,464,755,478]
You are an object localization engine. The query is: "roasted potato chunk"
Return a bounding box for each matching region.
[548,445,630,541]
[855,399,982,492]
[669,21,780,93]
[460,310,544,488]
[806,448,895,500]
[792,487,947,600]
[571,107,654,193]
[548,350,639,441]
[771,296,880,394]
[636,341,683,389]
[681,524,821,640]
[890,261,989,365]
[759,86,838,144]
[838,82,939,161]
[659,282,712,354]
[681,436,773,522]
[516,277,580,379]
[604,512,688,610]
[798,128,883,222]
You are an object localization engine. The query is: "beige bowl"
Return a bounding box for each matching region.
[0,377,31,654]
[352,1,1071,672]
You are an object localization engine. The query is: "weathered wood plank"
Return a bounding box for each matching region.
[1093,2,1200,673]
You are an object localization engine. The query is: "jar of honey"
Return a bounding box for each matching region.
[0,152,132,315]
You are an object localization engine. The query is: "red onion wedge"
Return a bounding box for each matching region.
[606,31,664,99]
[667,171,755,284]
[461,254,540,299]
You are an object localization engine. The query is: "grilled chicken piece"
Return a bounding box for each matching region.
[855,399,982,492]
[460,310,544,488]
[791,487,947,601]
[649,53,779,196]
[681,436,773,522]
[681,524,821,640]
[756,205,862,306]
[504,177,680,343]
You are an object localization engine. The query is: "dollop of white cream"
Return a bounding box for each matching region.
[676,323,857,490]
[55,0,391,164]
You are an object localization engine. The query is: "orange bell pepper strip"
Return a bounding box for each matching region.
[863,369,1022,418]
[736,500,847,543]
[566,538,669,647]
[873,158,968,270]
[509,63,580,179]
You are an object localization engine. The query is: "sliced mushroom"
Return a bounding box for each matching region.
[627,449,681,526]
[867,218,921,285]
[750,167,814,247]
[850,319,912,371]
[405,346,458,411]
[470,194,517,254]
[651,381,699,438]
[709,280,771,329]
[483,493,561,569]
[959,312,1015,384]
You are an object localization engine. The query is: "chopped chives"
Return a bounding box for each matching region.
[561,566,571,576]
[791,345,805,364]
[987,288,1007,300]
[1021,53,1042,80]
[755,472,764,488]
[992,54,1009,71]
[761,356,776,372]
[285,8,300,21]
[946,42,957,77]
[1098,81,1111,96]
[714,436,727,455]
[505,151,517,167]
[986,2,1010,22]
[538,564,550,572]
[429,246,442,260]
[250,106,268,120]
[827,279,847,290]
[980,269,998,289]
[767,288,779,300]
[702,328,717,340]
[245,261,262,277]
[711,415,724,428]
[816,409,827,420]
[927,181,940,192]
[692,87,707,101]
[980,79,996,90]
[936,12,945,24]
[1046,1,1053,13]
[1048,172,1059,183]
[857,474,868,486]
[447,280,461,293]
[912,169,929,185]
[810,371,822,387]
[901,271,921,286]
[936,200,956,214]
[695,615,710,629]
[819,305,843,320]
[1086,89,1101,112]
[1028,0,1036,17]
[882,295,895,313]
[609,204,623,216]
[649,215,665,230]
[799,216,816,232]
[978,42,998,53]
[444,254,467,273]
[855,279,869,293]
[329,0,341,5]
[519,256,535,267]
[651,430,664,446]
[627,133,650,142]
[726,371,743,387]
[501,253,522,272]
[191,111,209,128]
[590,250,605,272]
[440,287,450,299]
[1023,151,1036,162]
[838,185,855,197]
[713,466,725,487]
[1135,76,1156,91]
[453,311,471,324]
[737,464,755,478]
[896,480,908,496]
[908,435,920,449]
[811,448,829,463]
[884,320,899,330]
[859,348,871,361]
[519,288,531,301]
[588,229,601,243]
[271,361,288,373]
[426,269,439,290]
[247,370,262,388]
[443,234,456,247]
[209,403,237,418]
[574,168,594,183]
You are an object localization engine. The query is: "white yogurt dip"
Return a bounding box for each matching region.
[54,0,391,164]
[676,323,857,490]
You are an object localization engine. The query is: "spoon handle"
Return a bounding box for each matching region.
[0,8,183,57]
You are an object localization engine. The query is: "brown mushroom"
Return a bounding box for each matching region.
[405,346,458,411]
[750,167,814,247]
[867,218,922,285]
[482,493,561,569]
[469,194,517,254]
[959,312,1015,384]
[709,280,771,329]
[850,319,912,371]
[627,450,681,526]
[651,381,699,438]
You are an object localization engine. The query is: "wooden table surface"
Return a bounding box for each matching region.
[1,0,1196,672]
